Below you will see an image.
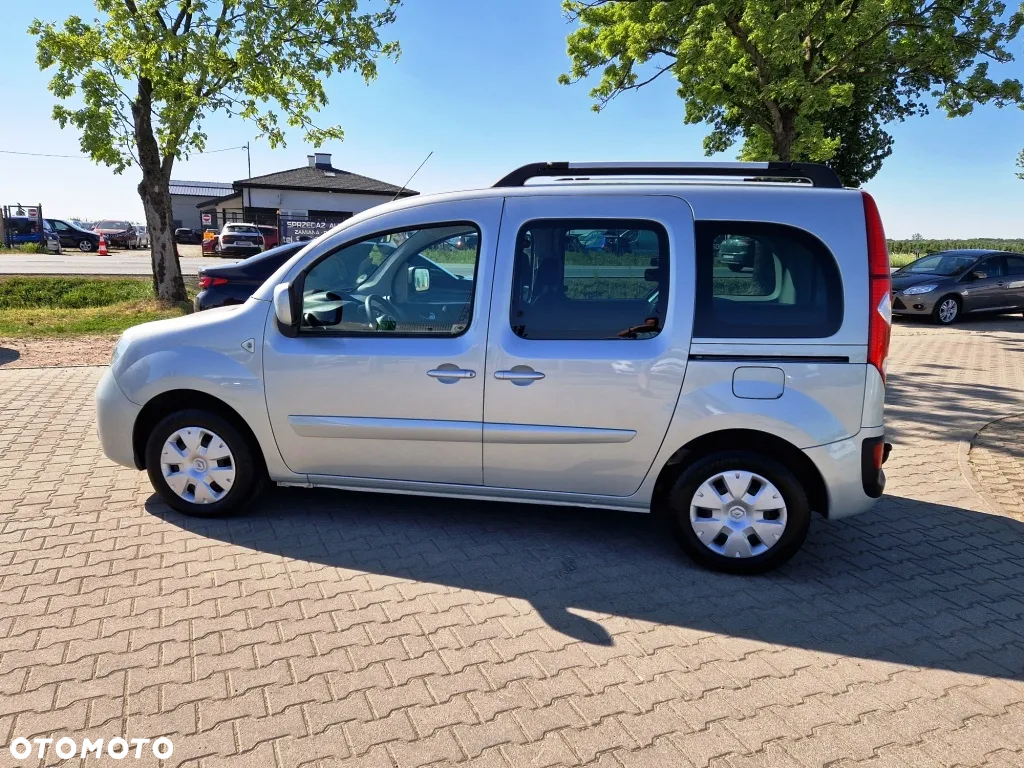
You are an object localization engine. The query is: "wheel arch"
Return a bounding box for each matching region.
[132,389,266,473]
[651,429,830,518]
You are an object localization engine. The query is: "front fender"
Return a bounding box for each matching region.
[111,300,298,481]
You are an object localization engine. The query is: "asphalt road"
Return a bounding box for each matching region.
[0,252,242,276]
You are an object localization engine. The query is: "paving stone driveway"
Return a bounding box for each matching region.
[1,318,1023,768]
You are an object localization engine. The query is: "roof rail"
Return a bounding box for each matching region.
[493,161,843,189]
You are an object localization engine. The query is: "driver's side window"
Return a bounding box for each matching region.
[299,223,480,336]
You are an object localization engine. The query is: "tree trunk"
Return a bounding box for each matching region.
[138,171,186,302]
[773,111,798,161]
[132,76,187,302]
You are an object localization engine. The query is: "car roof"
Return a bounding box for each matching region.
[927,249,1014,257]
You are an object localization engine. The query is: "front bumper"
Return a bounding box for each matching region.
[803,428,887,520]
[95,368,142,469]
[892,291,939,316]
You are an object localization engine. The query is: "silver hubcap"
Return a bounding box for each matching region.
[79,241,92,251]
[689,470,788,559]
[938,299,958,323]
[160,427,235,504]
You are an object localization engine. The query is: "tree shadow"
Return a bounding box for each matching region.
[147,488,1024,680]
[893,314,1024,333]
[886,371,1024,443]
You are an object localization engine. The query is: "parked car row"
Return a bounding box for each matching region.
[4,216,151,252]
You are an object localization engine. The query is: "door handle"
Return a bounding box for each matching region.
[427,367,475,381]
[494,368,545,385]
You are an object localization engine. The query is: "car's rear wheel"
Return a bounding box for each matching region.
[933,295,960,325]
[666,451,811,574]
[78,239,95,252]
[145,409,265,517]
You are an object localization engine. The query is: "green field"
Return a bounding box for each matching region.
[0,277,190,337]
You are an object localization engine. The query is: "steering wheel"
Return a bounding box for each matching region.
[364,294,402,329]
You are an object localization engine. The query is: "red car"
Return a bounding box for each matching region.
[257,225,280,249]
[93,220,138,249]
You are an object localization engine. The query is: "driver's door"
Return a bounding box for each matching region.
[262,198,502,485]
[961,256,1008,312]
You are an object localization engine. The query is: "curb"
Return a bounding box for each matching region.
[957,411,1024,517]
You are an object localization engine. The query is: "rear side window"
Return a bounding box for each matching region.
[694,222,843,338]
[510,220,668,340]
[1006,255,1024,275]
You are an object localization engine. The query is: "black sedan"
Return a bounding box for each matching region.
[195,241,306,311]
[175,228,203,244]
[891,249,1024,325]
[45,218,101,252]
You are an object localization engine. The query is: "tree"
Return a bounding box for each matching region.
[560,0,1024,187]
[31,0,400,301]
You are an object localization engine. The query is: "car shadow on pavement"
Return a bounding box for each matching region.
[147,488,1024,680]
[0,346,21,366]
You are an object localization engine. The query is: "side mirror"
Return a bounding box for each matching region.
[412,267,431,292]
[273,282,296,327]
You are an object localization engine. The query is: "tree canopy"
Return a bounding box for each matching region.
[561,0,1024,186]
[31,0,400,300]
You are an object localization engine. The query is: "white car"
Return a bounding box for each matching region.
[215,223,264,257]
[96,161,891,574]
[134,225,150,248]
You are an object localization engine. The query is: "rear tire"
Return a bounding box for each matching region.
[145,408,265,517]
[932,295,960,325]
[666,451,811,574]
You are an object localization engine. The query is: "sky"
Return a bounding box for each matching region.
[2,0,1024,239]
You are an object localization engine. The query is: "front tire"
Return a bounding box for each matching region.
[666,451,811,574]
[79,239,95,252]
[145,409,265,517]
[933,295,960,325]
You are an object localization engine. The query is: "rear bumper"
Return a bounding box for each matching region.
[803,428,886,520]
[220,245,261,256]
[95,368,142,469]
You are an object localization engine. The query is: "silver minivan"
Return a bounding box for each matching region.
[96,162,892,574]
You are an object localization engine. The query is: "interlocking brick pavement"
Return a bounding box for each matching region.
[970,415,1024,518]
[1,316,1023,768]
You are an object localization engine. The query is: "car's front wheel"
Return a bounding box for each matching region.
[933,295,960,325]
[145,409,265,517]
[666,451,811,574]
[78,239,95,252]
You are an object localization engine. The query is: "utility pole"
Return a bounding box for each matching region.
[243,143,252,217]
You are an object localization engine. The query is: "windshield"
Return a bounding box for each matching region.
[900,253,978,276]
[95,220,129,230]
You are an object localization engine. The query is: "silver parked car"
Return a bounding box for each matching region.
[134,225,150,249]
[96,161,892,574]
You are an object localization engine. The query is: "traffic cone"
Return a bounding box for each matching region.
[98,235,108,255]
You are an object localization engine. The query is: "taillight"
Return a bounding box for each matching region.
[862,191,891,382]
[198,275,228,289]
